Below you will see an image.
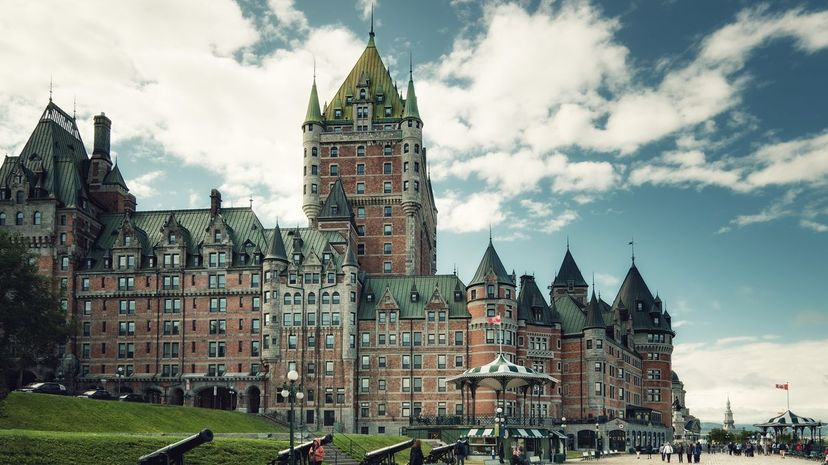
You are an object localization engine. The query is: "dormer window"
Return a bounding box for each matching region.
[377,94,384,104]
[334,109,342,119]
[214,229,221,242]
[168,232,177,245]
[366,293,374,302]
[323,252,331,263]
[567,280,574,292]
[653,317,660,325]
[331,205,339,215]
[384,106,392,117]
[359,89,366,100]
[124,236,132,246]
[411,292,419,303]
[636,301,644,312]
[346,96,353,105]
[454,290,463,302]
[487,285,495,299]
[293,253,302,265]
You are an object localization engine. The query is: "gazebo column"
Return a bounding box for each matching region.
[521,387,528,425]
[471,384,478,424]
[461,382,466,424]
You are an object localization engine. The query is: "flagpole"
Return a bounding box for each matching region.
[787,381,790,412]
[499,318,503,355]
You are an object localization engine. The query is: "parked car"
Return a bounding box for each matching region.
[16,382,68,395]
[118,393,146,402]
[77,389,115,400]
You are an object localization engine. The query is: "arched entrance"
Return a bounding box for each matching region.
[247,386,261,414]
[195,386,237,410]
[608,429,626,451]
[169,388,184,406]
[577,430,597,450]
[144,388,162,404]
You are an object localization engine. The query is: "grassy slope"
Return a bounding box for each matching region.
[0,392,283,433]
[334,433,432,465]
[0,430,288,465]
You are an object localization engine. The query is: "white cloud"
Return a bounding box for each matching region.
[594,272,619,290]
[673,337,828,423]
[355,0,376,21]
[717,189,799,233]
[435,190,506,233]
[800,219,828,232]
[126,170,164,198]
[539,210,578,233]
[268,0,309,32]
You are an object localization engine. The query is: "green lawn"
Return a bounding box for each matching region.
[0,392,283,433]
[0,429,288,465]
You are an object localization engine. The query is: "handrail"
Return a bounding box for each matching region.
[337,433,369,459]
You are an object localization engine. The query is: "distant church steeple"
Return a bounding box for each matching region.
[723,396,735,431]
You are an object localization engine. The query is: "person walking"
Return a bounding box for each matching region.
[664,443,674,463]
[780,442,787,459]
[647,444,654,460]
[498,441,505,464]
[686,444,693,463]
[692,442,701,463]
[660,443,666,461]
[410,440,424,465]
[454,439,468,465]
[310,438,325,465]
[677,443,684,463]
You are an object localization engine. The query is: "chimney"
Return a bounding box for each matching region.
[93,113,111,160]
[210,189,222,216]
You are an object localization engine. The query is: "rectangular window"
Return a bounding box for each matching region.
[383,162,392,174]
[454,331,463,346]
[356,183,365,194]
[455,355,464,368]
[383,224,392,235]
[437,354,447,369]
[325,361,334,376]
[383,261,392,273]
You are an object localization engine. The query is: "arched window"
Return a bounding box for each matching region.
[403,143,409,153]
[16,211,24,225]
[321,292,330,304]
[16,191,23,204]
[284,293,291,305]
[332,292,341,304]
[307,292,316,305]
[303,148,307,157]
[33,211,42,225]
[293,292,302,305]
[359,89,366,99]
[414,144,420,154]
[0,212,5,225]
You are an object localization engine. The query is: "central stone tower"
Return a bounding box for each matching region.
[301,26,437,276]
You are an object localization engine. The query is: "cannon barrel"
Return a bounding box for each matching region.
[425,443,456,464]
[137,429,214,465]
[362,439,415,465]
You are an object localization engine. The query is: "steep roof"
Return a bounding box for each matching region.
[322,34,405,122]
[102,163,128,190]
[358,275,469,320]
[343,240,358,268]
[265,223,288,262]
[517,275,560,326]
[554,294,587,334]
[2,101,92,212]
[304,79,322,124]
[319,178,354,221]
[583,291,606,330]
[469,239,514,287]
[553,247,588,287]
[611,263,665,332]
[403,76,420,120]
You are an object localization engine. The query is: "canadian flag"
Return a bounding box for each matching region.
[487,315,502,325]
[775,383,789,390]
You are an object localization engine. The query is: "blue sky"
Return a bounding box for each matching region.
[1,0,826,422]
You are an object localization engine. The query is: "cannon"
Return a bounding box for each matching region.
[362,439,415,465]
[270,433,334,465]
[425,443,457,465]
[137,428,214,465]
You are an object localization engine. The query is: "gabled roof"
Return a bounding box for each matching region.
[102,163,128,190]
[266,223,288,262]
[358,275,469,320]
[583,291,606,330]
[517,275,559,326]
[304,79,322,124]
[469,239,513,287]
[322,34,405,122]
[319,178,354,221]
[553,247,588,287]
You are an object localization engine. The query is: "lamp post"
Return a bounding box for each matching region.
[616,420,624,452]
[495,407,505,463]
[561,417,567,455]
[116,366,125,397]
[281,370,304,465]
[596,422,601,459]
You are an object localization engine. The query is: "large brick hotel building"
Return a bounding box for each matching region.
[1,28,678,444]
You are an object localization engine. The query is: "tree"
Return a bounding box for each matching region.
[708,428,734,444]
[0,230,68,392]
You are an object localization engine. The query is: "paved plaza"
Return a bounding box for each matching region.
[463,454,822,465]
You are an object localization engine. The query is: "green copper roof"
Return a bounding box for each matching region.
[266,223,288,262]
[553,247,588,287]
[322,35,405,121]
[469,239,513,287]
[102,163,128,190]
[403,77,420,120]
[304,79,322,124]
[359,275,468,320]
[517,275,560,326]
[319,178,354,221]
[343,241,358,268]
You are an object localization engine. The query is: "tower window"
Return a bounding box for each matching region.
[16,211,23,225]
[33,211,41,225]
[384,206,392,217]
[357,146,365,156]
[312,147,318,156]
[384,145,392,156]
[356,164,365,175]
[359,89,366,100]
[356,183,365,194]
[383,162,392,174]
[330,147,338,157]
[334,109,342,119]
[404,143,409,153]
[330,165,338,176]
[414,144,420,154]
[383,182,392,193]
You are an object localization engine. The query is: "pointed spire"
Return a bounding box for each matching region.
[583,290,606,330]
[304,76,322,124]
[49,75,53,102]
[553,247,588,287]
[403,52,420,120]
[343,240,358,268]
[469,239,513,287]
[369,3,375,38]
[266,224,288,262]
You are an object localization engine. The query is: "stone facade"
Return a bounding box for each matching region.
[1,30,681,443]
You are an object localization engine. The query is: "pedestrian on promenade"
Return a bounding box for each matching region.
[692,442,701,463]
[491,446,496,460]
[636,445,641,459]
[498,441,505,464]
[410,440,424,465]
[780,442,788,459]
[660,443,666,461]
[822,446,828,464]
[686,444,692,463]
[676,443,684,463]
[664,443,674,463]
[310,438,325,465]
[454,439,468,465]
[647,444,654,460]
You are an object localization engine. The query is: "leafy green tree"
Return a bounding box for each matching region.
[735,430,754,443]
[708,428,734,444]
[0,230,68,392]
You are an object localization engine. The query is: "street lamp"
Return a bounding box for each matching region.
[281,370,304,465]
[596,422,601,460]
[116,366,125,397]
[561,417,567,455]
[495,407,505,464]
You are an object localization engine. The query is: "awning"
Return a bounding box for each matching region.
[508,428,551,439]
[466,428,496,438]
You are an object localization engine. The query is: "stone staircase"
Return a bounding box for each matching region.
[325,443,362,465]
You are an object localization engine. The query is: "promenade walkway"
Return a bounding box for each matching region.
[464,453,822,465]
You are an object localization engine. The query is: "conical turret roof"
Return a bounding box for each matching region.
[266,224,288,262]
[583,291,606,331]
[469,239,513,287]
[304,79,322,124]
[403,76,420,120]
[343,240,358,268]
[517,275,559,326]
[553,247,588,287]
[102,163,128,190]
[319,178,354,221]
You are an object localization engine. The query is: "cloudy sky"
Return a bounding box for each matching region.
[2,0,827,423]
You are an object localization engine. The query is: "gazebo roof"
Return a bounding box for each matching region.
[754,410,823,428]
[447,353,560,390]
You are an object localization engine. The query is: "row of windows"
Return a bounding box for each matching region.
[281,291,341,305]
[359,354,464,370]
[468,285,513,300]
[80,318,259,336]
[79,296,262,314]
[0,211,42,225]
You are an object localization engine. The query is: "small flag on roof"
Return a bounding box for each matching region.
[775,383,789,390]
[487,314,502,325]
